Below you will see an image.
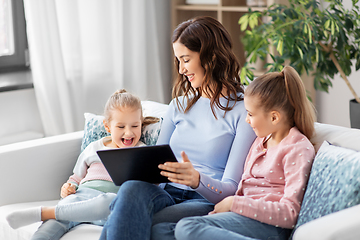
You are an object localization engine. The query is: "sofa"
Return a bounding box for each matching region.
[1,100,360,240]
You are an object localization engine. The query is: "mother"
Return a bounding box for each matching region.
[100,16,256,240]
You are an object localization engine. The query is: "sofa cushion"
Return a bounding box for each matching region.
[81,113,111,152]
[293,141,360,233]
[81,101,168,151]
[312,122,360,152]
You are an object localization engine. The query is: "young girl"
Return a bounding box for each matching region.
[173,66,316,240]
[99,16,256,240]
[6,89,159,240]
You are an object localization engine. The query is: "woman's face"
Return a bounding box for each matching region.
[173,41,205,90]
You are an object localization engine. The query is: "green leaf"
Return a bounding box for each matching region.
[325,19,331,29]
[356,53,360,71]
[277,39,283,55]
[240,67,247,84]
[297,46,304,59]
[249,13,259,29]
[239,15,249,31]
[303,23,308,34]
[323,29,328,38]
[307,23,312,44]
[331,21,335,35]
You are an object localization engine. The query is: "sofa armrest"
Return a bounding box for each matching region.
[0,131,83,206]
[293,204,360,240]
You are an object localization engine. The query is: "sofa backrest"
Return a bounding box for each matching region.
[311,122,360,152]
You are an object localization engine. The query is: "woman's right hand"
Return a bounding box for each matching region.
[60,183,76,198]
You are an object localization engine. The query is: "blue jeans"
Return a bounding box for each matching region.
[99,180,214,240]
[170,212,292,240]
[31,188,115,240]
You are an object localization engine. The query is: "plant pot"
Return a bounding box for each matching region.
[350,99,360,129]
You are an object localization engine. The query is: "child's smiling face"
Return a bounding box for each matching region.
[104,106,142,148]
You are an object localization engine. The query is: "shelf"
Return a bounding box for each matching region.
[175,5,219,11]
[175,5,267,12]
[221,6,267,12]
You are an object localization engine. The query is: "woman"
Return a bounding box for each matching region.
[100,16,256,240]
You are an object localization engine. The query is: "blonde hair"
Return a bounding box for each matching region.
[244,66,316,140]
[104,89,159,127]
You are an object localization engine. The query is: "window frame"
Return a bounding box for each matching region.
[0,0,29,72]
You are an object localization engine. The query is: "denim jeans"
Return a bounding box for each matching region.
[99,180,214,240]
[171,212,292,240]
[31,188,116,240]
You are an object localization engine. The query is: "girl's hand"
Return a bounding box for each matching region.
[60,183,76,198]
[208,196,234,215]
[159,151,200,189]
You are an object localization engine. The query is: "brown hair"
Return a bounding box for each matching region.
[172,16,244,117]
[104,89,159,127]
[244,66,316,140]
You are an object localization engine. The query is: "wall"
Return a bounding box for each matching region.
[0,88,44,145]
[316,67,360,128]
[315,0,360,128]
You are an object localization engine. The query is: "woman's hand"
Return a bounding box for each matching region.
[208,196,234,215]
[159,151,200,189]
[60,183,76,198]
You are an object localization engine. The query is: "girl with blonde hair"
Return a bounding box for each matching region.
[7,89,158,240]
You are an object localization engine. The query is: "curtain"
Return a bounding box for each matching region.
[23,0,171,136]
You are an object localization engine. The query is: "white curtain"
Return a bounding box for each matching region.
[23,0,172,136]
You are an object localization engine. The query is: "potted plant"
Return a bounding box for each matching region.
[238,0,360,128]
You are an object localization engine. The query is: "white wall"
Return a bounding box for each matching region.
[316,68,360,128]
[0,88,44,144]
[315,0,360,128]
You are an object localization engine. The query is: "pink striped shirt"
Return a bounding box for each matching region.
[231,127,315,229]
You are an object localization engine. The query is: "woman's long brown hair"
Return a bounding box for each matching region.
[172,16,244,118]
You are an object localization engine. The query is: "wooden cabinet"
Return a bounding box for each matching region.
[171,0,276,76]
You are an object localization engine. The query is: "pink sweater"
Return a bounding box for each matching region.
[231,127,315,229]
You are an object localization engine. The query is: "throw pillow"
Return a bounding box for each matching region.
[81,113,110,152]
[81,113,163,152]
[293,141,360,234]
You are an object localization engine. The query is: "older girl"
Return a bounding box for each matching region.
[174,66,316,240]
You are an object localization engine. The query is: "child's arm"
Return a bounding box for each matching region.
[63,140,98,195]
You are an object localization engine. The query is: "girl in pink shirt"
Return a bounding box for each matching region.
[6,89,158,240]
[173,66,316,240]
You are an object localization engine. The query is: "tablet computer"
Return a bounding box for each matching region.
[97,144,177,186]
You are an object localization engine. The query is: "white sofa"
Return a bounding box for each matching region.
[1,100,360,240]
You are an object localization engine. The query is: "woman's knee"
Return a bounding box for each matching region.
[118,180,152,195]
[111,180,159,209]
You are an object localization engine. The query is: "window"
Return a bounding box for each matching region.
[0,0,29,72]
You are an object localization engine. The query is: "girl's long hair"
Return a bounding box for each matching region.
[244,66,316,140]
[172,16,244,118]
